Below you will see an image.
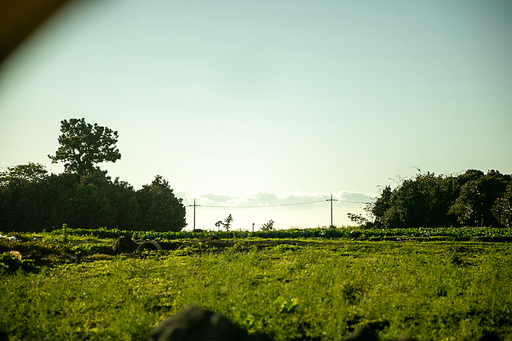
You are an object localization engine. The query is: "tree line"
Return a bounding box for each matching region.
[356,169,512,228]
[0,119,186,232]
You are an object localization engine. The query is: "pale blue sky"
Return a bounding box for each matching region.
[1,0,511,229]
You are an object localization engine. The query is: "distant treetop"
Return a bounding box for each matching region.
[48,118,121,176]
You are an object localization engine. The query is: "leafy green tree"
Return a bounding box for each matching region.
[454,169,485,187]
[1,119,188,232]
[368,170,505,228]
[449,170,511,227]
[370,186,392,228]
[0,164,187,232]
[215,214,233,231]
[43,172,80,229]
[0,163,52,231]
[347,213,368,226]
[492,182,512,228]
[66,169,117,229]
[261,219,275,231]
[48,118,121,176]
[110,177,141,230]
[371,176,430,228]
[0,162,48,186]
[136,175,186,232]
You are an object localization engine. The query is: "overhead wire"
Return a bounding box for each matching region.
[196,199,369,209]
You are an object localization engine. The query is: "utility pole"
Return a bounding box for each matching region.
[326,193,338,227]
[188,199,200,231]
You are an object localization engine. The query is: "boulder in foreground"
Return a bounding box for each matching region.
[112,236,138,254]
[147,305,272,341]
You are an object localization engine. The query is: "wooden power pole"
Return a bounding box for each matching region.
[326,193,338,227]
[188,199,200,231]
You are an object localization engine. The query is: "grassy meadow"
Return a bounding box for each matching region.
[0,230,511,341]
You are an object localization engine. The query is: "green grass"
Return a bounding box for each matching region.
[1,239,511,341]
[38,225,512,241]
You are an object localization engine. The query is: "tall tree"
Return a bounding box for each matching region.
[368,169,512,228]
[48,118,121,176]
[0,163,50,231]
[136,175,186,232]
[449,170,510,227]
[215,214,233,231]
[0,162,48,186]
[492,182,512,228]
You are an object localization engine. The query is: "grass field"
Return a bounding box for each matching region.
[1,230,511,340]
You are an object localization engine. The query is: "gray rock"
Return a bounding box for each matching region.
[137,241,162,252]
[341,325,380,341]
[147,306,272,341]
[112,236,138,254]
[479,332,500,341]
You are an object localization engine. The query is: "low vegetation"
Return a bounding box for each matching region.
[1,229,511,341]
[40,225,512,241]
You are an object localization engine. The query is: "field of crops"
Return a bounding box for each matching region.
[1,227,511,341]
[40,225,512,241]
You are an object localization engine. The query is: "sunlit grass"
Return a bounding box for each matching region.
[1,240,511,341]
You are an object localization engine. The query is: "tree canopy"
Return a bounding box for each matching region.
[359,170,512,228]
[0,162,48,186]
[215,214,233,231]
[0,119,186,232]
[0,164,187,232]
[136,175,186,232]
[48,118,121,176]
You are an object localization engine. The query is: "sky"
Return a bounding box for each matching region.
[0,0,511,230]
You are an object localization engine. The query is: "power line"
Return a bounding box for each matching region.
[195,199,369,209]
[186,195,371,229]
[198,200,326,208]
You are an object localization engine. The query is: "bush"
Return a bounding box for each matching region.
[0,253,38,274]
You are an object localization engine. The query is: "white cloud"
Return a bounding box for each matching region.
[174,190,376,230]
[176,190,375,207]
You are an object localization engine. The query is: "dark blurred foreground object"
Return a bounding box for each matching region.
[478,333,500,341]
[341,325,381,341]
[147,306,272,341]
[0,0,72,64]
